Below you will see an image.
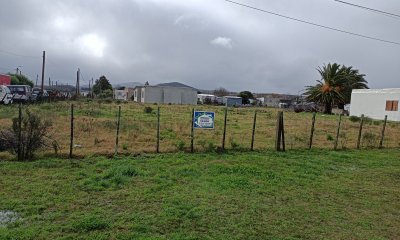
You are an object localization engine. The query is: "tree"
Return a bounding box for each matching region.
[213,87,229,97]
[238,91,254,104]
[93,76,113,97]
[304,63,368,114]
[9,73,34,87]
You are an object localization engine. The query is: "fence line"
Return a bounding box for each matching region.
[1,102,399,159]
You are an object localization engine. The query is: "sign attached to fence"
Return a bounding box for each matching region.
[193,111,215,129]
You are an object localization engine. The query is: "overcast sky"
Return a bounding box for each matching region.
[0,0,399,94]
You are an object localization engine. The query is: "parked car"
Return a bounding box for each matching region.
[31,87,49,102]
[7,85,32,103]
[0,85,13,105]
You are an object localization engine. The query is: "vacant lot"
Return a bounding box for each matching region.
[1,150,399,239]
[0,101,399,159]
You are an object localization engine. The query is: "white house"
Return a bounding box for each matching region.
[350,88,400,121]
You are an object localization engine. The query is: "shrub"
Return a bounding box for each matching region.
[349,115,360,122]
[362,132,378,148]
[326,134,334,141]
[175,140,186,151]
[144,106,153,114]
[0,109,54,161]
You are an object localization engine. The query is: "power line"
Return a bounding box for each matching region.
[0,49,41,58]
[222,0,400,46]
[333,0,400,19]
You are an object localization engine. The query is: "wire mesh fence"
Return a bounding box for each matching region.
[0,101,399,159]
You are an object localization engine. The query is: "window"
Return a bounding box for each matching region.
[386,100,399,111]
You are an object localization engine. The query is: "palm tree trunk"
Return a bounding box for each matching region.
[324,102,332,114]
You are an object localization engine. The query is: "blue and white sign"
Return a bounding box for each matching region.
[193,111,215,129]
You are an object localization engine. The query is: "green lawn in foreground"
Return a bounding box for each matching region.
[0,149,399,239]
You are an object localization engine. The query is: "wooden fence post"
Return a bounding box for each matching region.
[379,115,388,149]
[115,106,121,156]
[357,114,364,149]
[334,114,342,150]
[275,111,285,152]
[191,108,195,153]
[309,112,316,150]
[69,104,74,159]
[17,103,22,161]
[281,112,285,152]
[251,110,257,151]
[222,107,228,150]
[156,106,160,153]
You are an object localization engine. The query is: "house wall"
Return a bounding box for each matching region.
[133,87,142,102]
[142,86,197,105]
[223,97,242,107]
[114,89,128,101]
[350,89,400,121]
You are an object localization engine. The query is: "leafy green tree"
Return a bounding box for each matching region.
[9,74,34,87]
[304,63,368,114]
[93,76,113,97]
[238,91,254,104]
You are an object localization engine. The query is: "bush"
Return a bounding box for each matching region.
[0,109,54,161]
[175,140,186,151]
[144,106,153,114]
[326,134,334,141]
[349,115,360,122]
[362,132,378,148]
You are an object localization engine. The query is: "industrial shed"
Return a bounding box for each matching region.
[138,86,197,105]
[350,88,400,121]
[223,96,242,107]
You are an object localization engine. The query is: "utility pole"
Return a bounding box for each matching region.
[88,78,91,98]
[49,77,51,87]
[76,68,80,96]
[36,74,38,87]
[41,51,46,93]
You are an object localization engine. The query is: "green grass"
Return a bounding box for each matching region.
[1,149,400,239]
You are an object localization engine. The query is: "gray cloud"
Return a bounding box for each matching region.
[0,0,399,93]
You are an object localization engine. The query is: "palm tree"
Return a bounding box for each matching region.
[304,63,368,114]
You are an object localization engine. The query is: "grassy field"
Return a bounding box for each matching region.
[0,101,399,159]
[0,149,399,239]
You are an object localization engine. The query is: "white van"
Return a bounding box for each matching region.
[0,85,13,105]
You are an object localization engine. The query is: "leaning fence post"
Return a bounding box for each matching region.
[17,103,22,161]
[334,114,342,150]
[251,110,257,151]
[222,107,228,150]
[309,112,316,150]
[156,106,160,153]
[69,104,74,159]
[115,106,121,156]
[357,114,364,149]
[190,108,195,153]
[379,115,388,149]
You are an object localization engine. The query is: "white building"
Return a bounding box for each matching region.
[197,94,217,104]
[136,86,197,105]
[114,89,128,101]
[350,88,400,121]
